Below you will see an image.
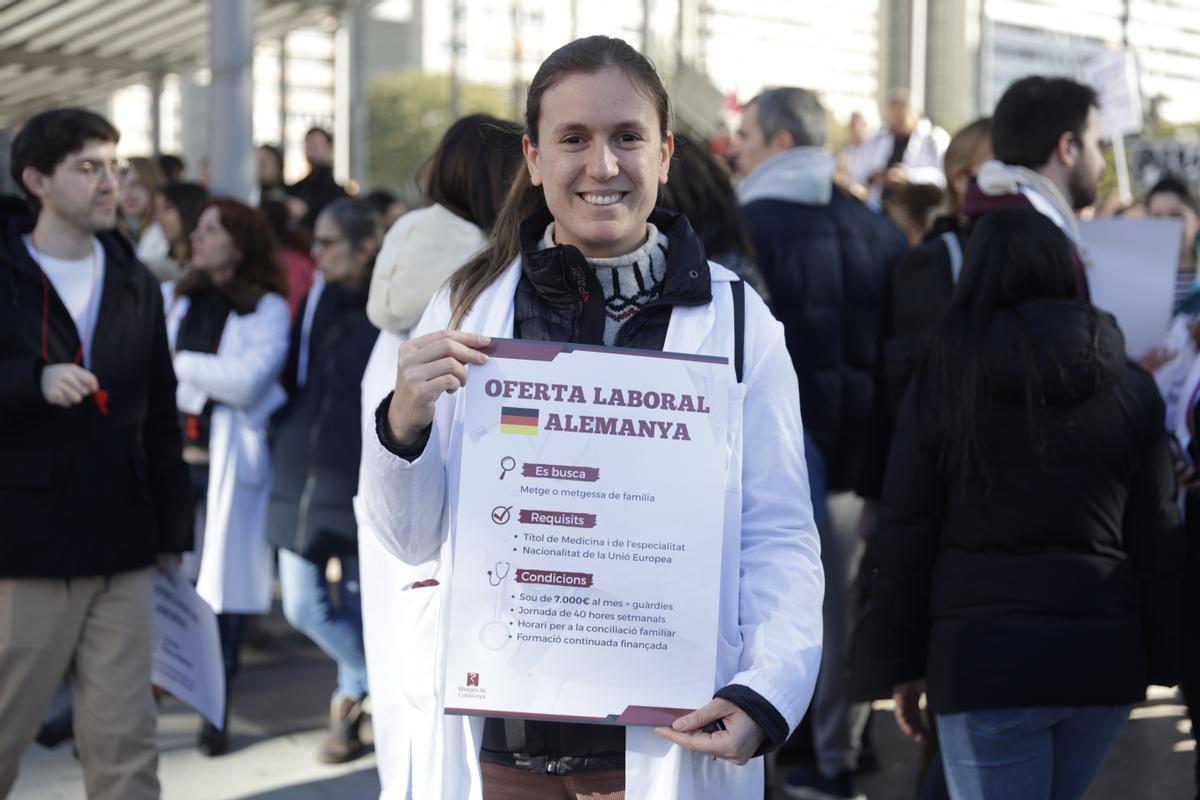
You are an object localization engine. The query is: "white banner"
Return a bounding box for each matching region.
[1083,217,1184,358]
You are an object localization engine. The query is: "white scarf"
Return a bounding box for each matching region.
[975,160,1083,246]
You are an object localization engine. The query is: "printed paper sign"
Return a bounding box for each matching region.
[443,339,731,726]
[152,572,226,729]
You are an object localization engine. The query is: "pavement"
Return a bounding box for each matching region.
[12,607,381,800]
[12,604,1195,799]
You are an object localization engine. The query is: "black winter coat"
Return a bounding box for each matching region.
[0,196,192,578]
[287,166,348,231]
[858,217,963,499]
[268,283,378,560]
[743,189,906,491]
[872,300,1183,714]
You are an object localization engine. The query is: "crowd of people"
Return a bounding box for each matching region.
[0,32,1197,800]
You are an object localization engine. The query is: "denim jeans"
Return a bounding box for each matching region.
[278,548,369,700]
[936,705,1130,800]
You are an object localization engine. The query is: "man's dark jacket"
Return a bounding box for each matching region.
[0,195,192,578]
[287,166,348,230]
[268,283,378,561]
[743,181,906,491]
[871,300,1182,713]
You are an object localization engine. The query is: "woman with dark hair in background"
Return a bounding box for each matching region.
[1142,176,1200,792]
[261,197,315,318]
[365,114,523,333]
[120,156,171,271]
[257,143,288,205]
[357,112,524,797]
[873,208,1181,800]
[1146,175,1200,311]
[362,187,408,228]
[657,133,771,305]
[846,128,993,798]
[267,198,382,765]
[858,116,993,512]
[163,199,291,756]
[357,36,822,799]
[150,181,209,283]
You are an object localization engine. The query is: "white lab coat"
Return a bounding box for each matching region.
[357,329,482,799]
[355,203,495,799]
[356,256,824,800]
[164,284,290,613]
[859,117,951,207]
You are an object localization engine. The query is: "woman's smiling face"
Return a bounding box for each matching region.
[523,66,673,259]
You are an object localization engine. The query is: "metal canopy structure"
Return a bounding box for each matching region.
[0,0,350,127]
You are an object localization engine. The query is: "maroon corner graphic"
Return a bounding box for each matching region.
[467,672,479,687]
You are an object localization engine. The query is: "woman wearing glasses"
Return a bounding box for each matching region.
[267,199,381,764]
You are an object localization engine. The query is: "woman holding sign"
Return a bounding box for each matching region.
[358,36,823,799]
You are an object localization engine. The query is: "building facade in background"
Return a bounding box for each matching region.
[95,0,1200,189]
[890,0,1200,131]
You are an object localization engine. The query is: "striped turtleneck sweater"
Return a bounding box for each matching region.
[541,222,669,346]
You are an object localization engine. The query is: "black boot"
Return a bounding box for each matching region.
[197,685,231,756]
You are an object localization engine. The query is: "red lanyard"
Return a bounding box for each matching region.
[32,235,109,415]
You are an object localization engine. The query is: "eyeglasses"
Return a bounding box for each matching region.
[70,159,128,181]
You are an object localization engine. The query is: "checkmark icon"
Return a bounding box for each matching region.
[491,505,513,525]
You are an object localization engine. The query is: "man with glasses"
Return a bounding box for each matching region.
[0,108,190,799]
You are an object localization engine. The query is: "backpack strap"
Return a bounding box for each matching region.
[731,279,745,384]
[941,230,964,285]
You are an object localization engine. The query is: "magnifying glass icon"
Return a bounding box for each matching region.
[499,456,516,480]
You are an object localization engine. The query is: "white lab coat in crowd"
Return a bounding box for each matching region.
[858,117,951,207]
[164,284,289,613]
[356,255,824,800]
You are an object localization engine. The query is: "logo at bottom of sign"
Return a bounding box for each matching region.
[457,671,487,700]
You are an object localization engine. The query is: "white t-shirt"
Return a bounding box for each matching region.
[23,235,106,368]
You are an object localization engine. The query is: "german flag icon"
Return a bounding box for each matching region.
[500,406,539,435]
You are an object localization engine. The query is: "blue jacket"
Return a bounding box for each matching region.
[742,164,906,491]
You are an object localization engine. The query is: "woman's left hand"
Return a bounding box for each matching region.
[653,698,765,765]
[892,679,929,742]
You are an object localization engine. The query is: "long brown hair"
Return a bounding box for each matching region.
[421,114,524,232]
[177,198,288,314]
[119,156,165,239]
[943,116,992,218]
[446,36,671,327]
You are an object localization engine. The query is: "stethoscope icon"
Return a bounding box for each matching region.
[481,561,515,651]
[487,561,511,586]
[499,456,516,480]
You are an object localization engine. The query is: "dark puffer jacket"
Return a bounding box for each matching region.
[744,188,906,491]
[857,216,962,499]
[0,195,191,578]
[268,282,378,561]
[872,300,1182,714]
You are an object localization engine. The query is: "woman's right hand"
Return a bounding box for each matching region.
[386,330,491,445]
[41,363,100,407]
